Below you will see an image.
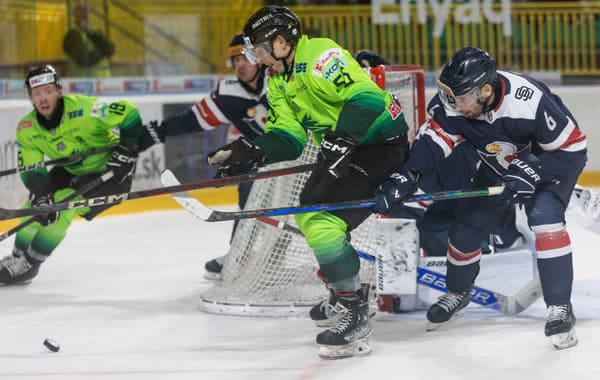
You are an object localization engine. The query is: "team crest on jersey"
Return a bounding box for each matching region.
[478,141,520,169]
[515,86,534,101]
[18,120,32,131]
[312,48,343,77]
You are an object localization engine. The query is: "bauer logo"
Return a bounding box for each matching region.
[124,79,151,93]
[68,81,94,94]
[184,78,214,91]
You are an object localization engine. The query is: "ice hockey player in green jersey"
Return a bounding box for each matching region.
[0,65,142,285]
[206,5,410,359]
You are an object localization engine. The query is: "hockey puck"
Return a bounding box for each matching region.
[43,338,60,352]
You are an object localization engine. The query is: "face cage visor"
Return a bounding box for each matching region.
[243,36,272,65]
[437,81,482,111]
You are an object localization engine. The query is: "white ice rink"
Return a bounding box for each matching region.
[1,209,600,380]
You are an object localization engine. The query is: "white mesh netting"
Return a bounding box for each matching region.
[200,65,425,316]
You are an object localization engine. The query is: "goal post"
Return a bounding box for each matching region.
[199,65,427,317]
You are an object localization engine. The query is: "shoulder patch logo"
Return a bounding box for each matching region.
[18,120,32,131]
[515,86,534,101]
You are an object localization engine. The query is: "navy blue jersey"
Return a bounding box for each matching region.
[189,71,269,140]
[406,71,587,183]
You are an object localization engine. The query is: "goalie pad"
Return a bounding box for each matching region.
[567,185,600,235]
[375,218,538,312]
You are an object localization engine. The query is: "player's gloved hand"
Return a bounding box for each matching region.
[373,168,419,214]
[320,133,356,180]
[106,145,138,184]
[501,152,544,204]
[354,50,389,68]
[30,192,58,226]
[207,137,265,178]
[138,120,165,152]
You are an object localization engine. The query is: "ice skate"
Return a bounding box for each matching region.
[310,283,377,328]
[0,254,41,285]
[426,287,471,331]
[316,291,373,359]
[204,254,226,280]
[545,304,578,350]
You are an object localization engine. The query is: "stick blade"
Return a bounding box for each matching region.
[160,170,213,221]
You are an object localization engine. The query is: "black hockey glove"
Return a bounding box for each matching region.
[138,120,165,152]
[373,168,419,214]
[320,133,356,180]
[30,192,58,226]
[106,145,138,184]
[207,137,266,178]
[501,152,544,204]
[354,49,389,68]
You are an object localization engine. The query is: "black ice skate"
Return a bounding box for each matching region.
[204,255,226,280]
[310,283,377,328]
[316,291,373,360]
[545,304,578,350]
[426,287,471,331]
[0,254,41,285]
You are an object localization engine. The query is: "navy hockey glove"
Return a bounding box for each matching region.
[373,168,419,214]
[320,133,356,180]
[207,137,266,178]
[501,152,544,204]
[30,192,58,226]
[138,120,165,152]
[106,145,138,184]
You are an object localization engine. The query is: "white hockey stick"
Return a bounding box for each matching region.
[162,170,542,315]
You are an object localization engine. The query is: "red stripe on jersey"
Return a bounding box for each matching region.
[448,244,481,262]
[558,127,587,151]
[493,78,507,112]
[535,230,571,252]
[427,118,462,150]
[194,99,222,127]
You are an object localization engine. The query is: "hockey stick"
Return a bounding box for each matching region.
[0,171,115,242]
[164,177,539,315]
[160,169,505,222]
[0,164,317,221]
[0,146,113,178]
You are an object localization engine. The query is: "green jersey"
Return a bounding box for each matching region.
[255,35,408,163]
[17,94,142,193]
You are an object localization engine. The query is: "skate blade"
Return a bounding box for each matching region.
[203,272,222,281]
[550,329,578,350]
[318,338,372,360]
[0,279,34,287]
[426,308,467,332]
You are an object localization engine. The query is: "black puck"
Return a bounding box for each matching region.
[43,338,60,352]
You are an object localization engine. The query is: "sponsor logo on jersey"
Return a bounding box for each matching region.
[323,57,346,81]
[312,48,343,76]
[246,108,257,118]
[91,102,108,118]
[68,109,84,119]
[295,62,307,73]
[387,98,403,120]
[515,85,534,101]
[18,120,32,131]
[56,142,66,152]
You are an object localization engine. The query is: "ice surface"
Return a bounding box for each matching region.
[1,210,599,380]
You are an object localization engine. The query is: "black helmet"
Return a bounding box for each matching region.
[438,46,497,97]
[25,65,62,96]
[243,5,301,46]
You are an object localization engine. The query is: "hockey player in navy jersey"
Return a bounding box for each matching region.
[374,46,586,349]
[138,33,269,279]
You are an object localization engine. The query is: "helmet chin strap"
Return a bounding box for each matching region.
[271,41,296,79]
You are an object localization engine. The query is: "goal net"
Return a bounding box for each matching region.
[200,65,426,317]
